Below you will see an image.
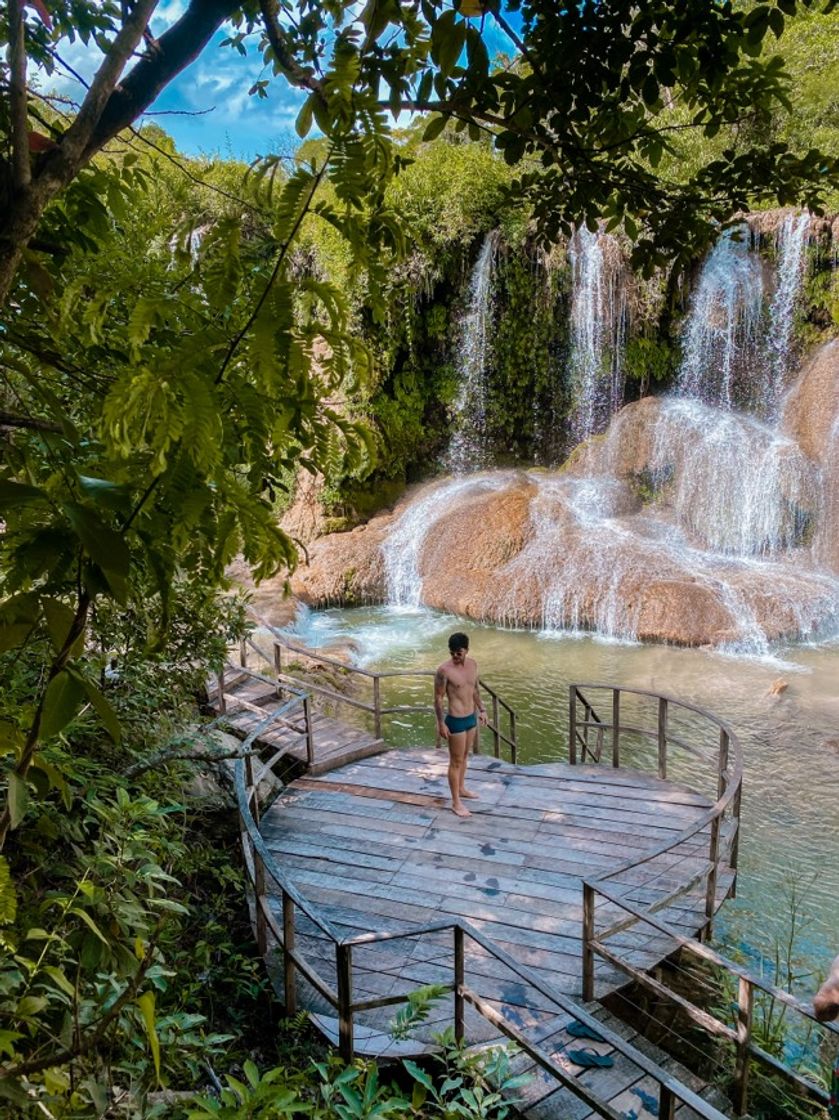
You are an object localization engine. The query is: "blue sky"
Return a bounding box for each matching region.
[44,4,516,163]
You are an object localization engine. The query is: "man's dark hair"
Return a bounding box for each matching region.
[448,632,469,653]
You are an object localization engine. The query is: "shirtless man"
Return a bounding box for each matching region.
[434,632,487,817]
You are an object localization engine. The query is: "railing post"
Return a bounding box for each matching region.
[454,925,465,1044]
[733,976,754,1115]
[372,675,382,739]
[612,689,620,767]
[704,815,721,934]
[273,641,282,698]
[658,1085,675,1120]
[569,686,578,765]
[336,943,353,1061]
[729,782,742,897]
[245,753,259,824]
[657,697,668,779]
[303,696,315,768]
[239,637,247,668]
[492,695,500,758]
[217,669,226,714]
[510,708,517,765]
[718,728,729,799]
[282,889,297,1015]
[582,882,595,1001]
[253,847,268,956]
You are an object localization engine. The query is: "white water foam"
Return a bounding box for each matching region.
[381,474,513,608]
[444,232,499,474]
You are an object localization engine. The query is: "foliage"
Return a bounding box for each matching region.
[487,246,568,462]
[187,1030,526,1120]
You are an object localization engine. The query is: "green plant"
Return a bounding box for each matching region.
[404,1029,528,1120]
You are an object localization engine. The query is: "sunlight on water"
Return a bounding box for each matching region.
[287,604,839,974]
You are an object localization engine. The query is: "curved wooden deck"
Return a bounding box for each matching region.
[261,749,733,1054]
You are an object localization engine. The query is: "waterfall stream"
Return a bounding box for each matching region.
[766,212,810,416]
[568,226,626,441]
[443,232,498,474]
[376,212,839,653]
[676,225,765,408]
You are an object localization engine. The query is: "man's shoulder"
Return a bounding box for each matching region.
[435,660,451,677]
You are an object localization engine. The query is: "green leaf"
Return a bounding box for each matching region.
[6,774,29,830]
[641,74,659,107]
[422,114,447,142]
[296,95,315,138]
[0,1070,28,1103]
[39,670,86,739]
[0,479,48,508]
[403,1060,433,1091]
[43,965,76,998]
[0,593,40,653]
[0,856,17,924]
[65,503,130,579]
[69,907,110,947]
[66,666,121,743]
[42,599,85,657]
[137,990,162,1083]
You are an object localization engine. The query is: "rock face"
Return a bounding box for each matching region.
[782,340,839,574]
[291,343,839,649]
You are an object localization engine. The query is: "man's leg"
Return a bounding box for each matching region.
[460,724,479,799]
[448,732,470,816]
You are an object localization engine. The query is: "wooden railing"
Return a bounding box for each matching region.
[234,734,731,1120]
[236,618,518,763]
[581,883,839,1116]
[568,685,836,1115]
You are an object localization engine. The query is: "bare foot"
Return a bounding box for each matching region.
[452,803,472,818]
[460,788,479,799]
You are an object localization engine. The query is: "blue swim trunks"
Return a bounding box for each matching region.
[445,712,477,734]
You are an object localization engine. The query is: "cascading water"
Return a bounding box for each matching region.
[443,232,498,474]
[372,212,839,654]
[648,399,816,556]
[568,226,626,442]
[765,212,810,417]
[677,225,764,409]
[381,473,512,607]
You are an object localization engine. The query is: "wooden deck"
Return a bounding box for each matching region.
[260,750,733,1060]
[210,670,384,775]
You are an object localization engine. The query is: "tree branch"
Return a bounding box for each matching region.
[258,0,325,100]
[84,0,240,156]
[58,0,160,169]
[0,409,62,432]
[8,0,31,190]
[0,938,157,1079]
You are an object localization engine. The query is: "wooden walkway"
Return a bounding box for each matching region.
[211,670,384,775]
[260,751,732,1057]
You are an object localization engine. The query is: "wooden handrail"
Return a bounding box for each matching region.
[239,609,518,763]
[584,880,837,1112]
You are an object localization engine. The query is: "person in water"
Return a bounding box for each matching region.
[434,632,487,817]
[814,955,839,1119]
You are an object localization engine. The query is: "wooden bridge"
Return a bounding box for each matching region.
[208,625,838,1120]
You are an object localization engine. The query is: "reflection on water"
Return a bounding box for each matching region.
[289,605,839,978]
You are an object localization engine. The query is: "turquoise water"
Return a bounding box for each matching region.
[285,604,839,986]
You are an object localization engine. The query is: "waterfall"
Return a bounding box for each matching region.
[443,233,498,474]
[649,399,817,557]
[372,213,839,653]
[568,226,626,443]
[765,212,810,416]
[381,474,511,607]
[677,226,764,409]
